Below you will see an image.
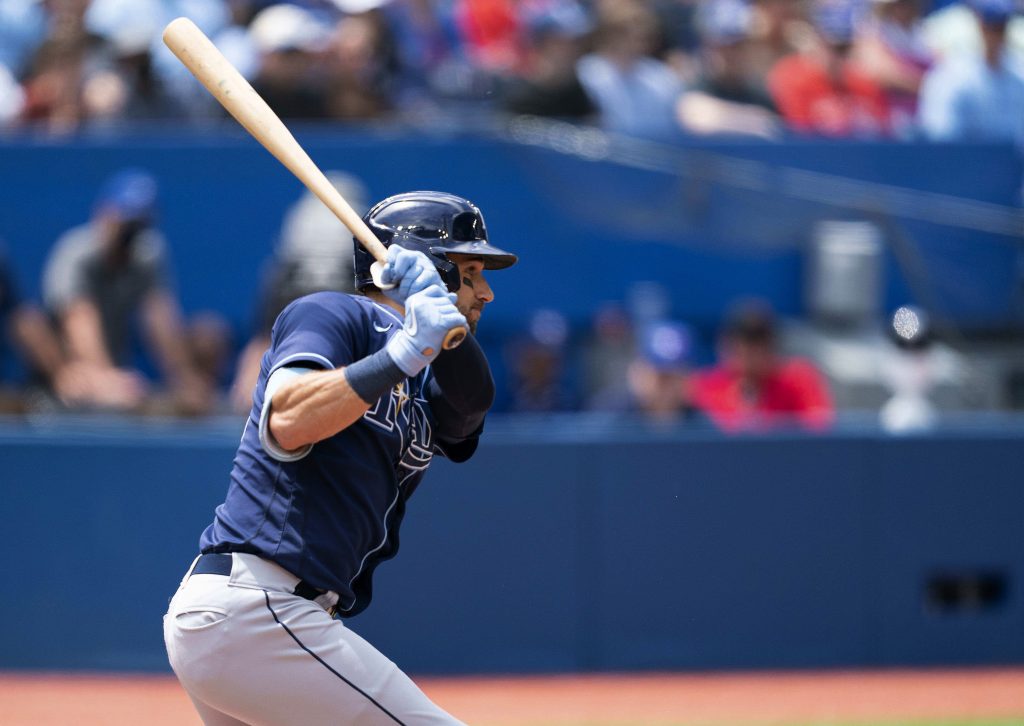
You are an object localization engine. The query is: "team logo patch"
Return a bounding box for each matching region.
[363,377,434,476]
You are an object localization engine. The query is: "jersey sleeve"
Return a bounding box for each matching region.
[423,368,485,463]
[266,293,366,374]
[433,422,483,463]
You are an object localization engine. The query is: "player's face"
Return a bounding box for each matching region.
[448,254,493,334]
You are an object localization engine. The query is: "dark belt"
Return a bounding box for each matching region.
[192,553,337,616]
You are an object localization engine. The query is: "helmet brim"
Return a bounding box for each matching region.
[435,241,518,270]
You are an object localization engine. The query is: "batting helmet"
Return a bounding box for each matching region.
[354,191,518,292]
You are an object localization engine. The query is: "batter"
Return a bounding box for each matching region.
[164,192,517,725]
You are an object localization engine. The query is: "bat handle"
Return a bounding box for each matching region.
[372,261,466,349]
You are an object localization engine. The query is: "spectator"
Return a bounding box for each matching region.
[454,0,527,76]
[81,17,185,124]
[0,0,45,129]
[691,300,834,431]
[920,0,1024,63]
[248,4,333,120]
[42,168,228,415]
[229,172,365,412]
[623,319,700,423]
[499,3,596,120]
[677,0,782,138]
[650,0,703,83]
[82,0,209,118]
[0,242,83,411]
[768,0,892,137]
[381,0,479,107]
[325,10,394,121]
[152,0,256,123]
[581,302,635,411]
[746,0,808,71]
[20,16,100,133]
[0,0,47,77]
[504,308,576,412]
[576,1,686,139]
[0,61,25,126]
[851,0,933,136]
[879,305,938,432]
[918,0,1024,144]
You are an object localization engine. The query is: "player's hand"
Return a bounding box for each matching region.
[385,285,467,376]
[379,246,444,305]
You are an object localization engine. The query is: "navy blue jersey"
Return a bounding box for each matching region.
[200,292,468,617]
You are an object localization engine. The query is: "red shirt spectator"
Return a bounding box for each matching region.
[692,357,834,431]
[768,52,890,137]
[455,0,526,73]
[768,2,891,137]
[691,301,834,431]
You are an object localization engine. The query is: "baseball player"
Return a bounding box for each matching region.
[164,192,517,725]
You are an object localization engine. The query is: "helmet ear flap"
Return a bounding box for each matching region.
[435,257,461,293]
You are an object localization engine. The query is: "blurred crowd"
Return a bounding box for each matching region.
[1,0,1021,433]
[0,0,1022,142]
[0,161,1000,433]
[501,295,840,431]
[0,165,846,432]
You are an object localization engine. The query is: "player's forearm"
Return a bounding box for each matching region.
[268,368,372,451]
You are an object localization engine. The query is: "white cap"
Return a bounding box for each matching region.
[249,4,332,55]
[85,0,163,56]
[329,0,390,12]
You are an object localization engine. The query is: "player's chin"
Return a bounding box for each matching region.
[466,309,482,334]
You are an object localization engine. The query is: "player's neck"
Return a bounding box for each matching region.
[364,290,405,317]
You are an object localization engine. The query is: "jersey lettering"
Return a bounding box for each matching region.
[363,380,434,478]
[363,385,399,433]
[400,391,434,473]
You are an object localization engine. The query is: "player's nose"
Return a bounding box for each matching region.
[475,274,494,304]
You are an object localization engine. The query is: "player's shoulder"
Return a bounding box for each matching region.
[273,292,405,344]
[280,290,365,316]
[272,291,364,331]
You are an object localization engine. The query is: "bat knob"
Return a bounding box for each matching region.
[442,326,467,350]
[369,261,396,291]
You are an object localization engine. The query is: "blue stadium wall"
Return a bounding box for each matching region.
[1,131,1022,673]
[0,417,1022,674]
[1,129,1022,336]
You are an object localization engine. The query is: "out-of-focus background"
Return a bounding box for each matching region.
[1,0,1024,723]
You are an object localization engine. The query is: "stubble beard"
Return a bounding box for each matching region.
[458,303,481,335]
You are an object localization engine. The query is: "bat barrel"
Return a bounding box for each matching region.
[162,17,466,348]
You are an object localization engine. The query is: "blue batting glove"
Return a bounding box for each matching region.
[386,286,468,376]
[379,246,445,305]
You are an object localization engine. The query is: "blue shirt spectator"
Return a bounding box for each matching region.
[918,0,1024,143]
[576,2,684,140]
[0,0,47,75]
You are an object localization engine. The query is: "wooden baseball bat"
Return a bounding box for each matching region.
[162,17,466,351]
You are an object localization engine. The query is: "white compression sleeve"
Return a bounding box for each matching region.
[258,365,317,462]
